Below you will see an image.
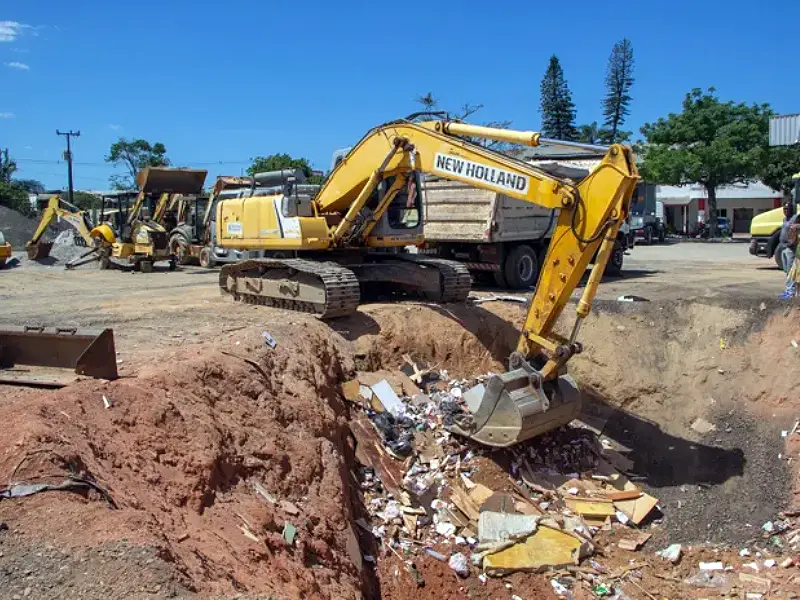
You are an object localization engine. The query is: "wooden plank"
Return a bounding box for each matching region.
[565,498,616,518]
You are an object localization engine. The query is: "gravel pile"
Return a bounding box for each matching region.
[0,206,38,249]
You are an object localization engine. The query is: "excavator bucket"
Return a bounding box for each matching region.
[0,325,118,388]
[137,167,208,194]
[447,371,581,448]
[27,241,54,260]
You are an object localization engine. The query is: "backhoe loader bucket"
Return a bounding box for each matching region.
[27,241,54,260]
[0,325,118,387]
[137,167,208,194]
[447,371,581,448]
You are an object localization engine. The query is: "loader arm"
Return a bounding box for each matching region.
[315,120,639,376]
[27,197,96,247]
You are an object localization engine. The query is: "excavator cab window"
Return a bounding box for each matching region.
[385,172,422,230]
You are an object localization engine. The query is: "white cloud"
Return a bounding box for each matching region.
[0,112,14,119]
[0,21,30,43]
[108,124,121,131]
[10,47,28,53]
[5,61,30,70]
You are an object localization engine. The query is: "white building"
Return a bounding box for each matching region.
[658,181,782,234]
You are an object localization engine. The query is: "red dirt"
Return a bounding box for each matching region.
[0,328,364,599]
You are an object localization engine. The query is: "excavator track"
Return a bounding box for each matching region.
[219,258,361,319]
[393,255,473,303]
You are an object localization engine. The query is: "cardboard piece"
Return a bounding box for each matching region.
[617,532,651,551]
[565,498,616,518]
[450,486,481,522]
[469,483,495,508]
[341,379,361,402]
[614,491,659,525]
[483,526,580,571]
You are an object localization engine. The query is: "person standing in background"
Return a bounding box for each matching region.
[780,201,799,298]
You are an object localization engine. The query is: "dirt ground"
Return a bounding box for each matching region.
[1,242,800,599]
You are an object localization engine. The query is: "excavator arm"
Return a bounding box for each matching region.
[314,119,639,447]
[26,197,112,260]
[315,120,638,373]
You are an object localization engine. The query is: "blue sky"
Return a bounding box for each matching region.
[1,0,799,191]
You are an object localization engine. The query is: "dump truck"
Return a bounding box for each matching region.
[420,165,633,289]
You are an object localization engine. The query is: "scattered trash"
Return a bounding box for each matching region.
[763,559,776,568]
[424,548,447,562]
[551,579,572,598]
[469,295,527,305]
[699,561,724,571]
[656,544,682,564]
[0,478,115,506]
[792,340,799,350]
[448,552,469,577]
[483,527,581,572]
[719,338,727,350]
[616,295,649,302]
[371,380,405,417]
[282,522,297,545]
[262,330,277,349]
[684,571,730,589]
[617,532,651,551]
[690,417,716,434]
[280,500,301,516]
[102,394,112,409]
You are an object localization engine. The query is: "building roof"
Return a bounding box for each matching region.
[658,181,782,205]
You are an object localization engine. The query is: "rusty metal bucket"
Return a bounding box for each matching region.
[447,371,581,448]
[0,325,118,387]
[27,241,54,260]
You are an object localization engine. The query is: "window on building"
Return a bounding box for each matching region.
[718,209,728,218]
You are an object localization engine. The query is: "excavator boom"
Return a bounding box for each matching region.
[25,196,115,260]
[215,117,639,447]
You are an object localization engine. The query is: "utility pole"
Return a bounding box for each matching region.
[56,130,80,205]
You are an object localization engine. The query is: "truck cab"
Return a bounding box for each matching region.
[749,173,799,268]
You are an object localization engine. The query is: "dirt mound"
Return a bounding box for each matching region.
[0,331,363,598]
[1,298,799,598]
[0,205,38,249]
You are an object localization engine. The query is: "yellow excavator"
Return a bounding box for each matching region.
[25,196,116,263]
[215,114,639,447]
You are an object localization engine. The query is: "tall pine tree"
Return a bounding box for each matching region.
[602,39,635,143]
[539,56,577,141]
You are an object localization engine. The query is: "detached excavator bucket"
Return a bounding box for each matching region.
[27,241,54,260]
[447,371,581,448]
[0,325,118,388]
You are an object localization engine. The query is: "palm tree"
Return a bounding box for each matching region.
[0,148,18,183]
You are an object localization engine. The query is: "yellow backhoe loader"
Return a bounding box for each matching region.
[214,115,638,447]
[0,231,12,267]
[25,196,116,264]
[107,167,207,272]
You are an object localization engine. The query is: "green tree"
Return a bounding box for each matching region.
[1,148,18,183]
[105,138,170,190]
[539,55,577,141]
[0,182,33,216]
[70,191,102,212]
[576,122,611,145]
[247,153,324,184]
[12,178,45,193]
[760,145,800,199]
[602,39,635,143]
[640,88,769,236]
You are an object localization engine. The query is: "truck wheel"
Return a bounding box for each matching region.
[503,245,539,289]
[658,227,666,243]
[140,260,154,274]
[493,270,508,288]
[170,234,192,265]
[604,240,624,276]
[199,247,215,268]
